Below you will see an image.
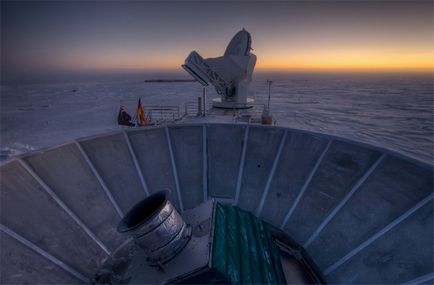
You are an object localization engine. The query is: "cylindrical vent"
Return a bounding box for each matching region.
[117,191,191,266]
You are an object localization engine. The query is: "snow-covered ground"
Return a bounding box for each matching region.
[1,72,432,164]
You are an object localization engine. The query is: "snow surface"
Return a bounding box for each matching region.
[1,72,433,165]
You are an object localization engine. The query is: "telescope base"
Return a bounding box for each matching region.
[212,98,254,109]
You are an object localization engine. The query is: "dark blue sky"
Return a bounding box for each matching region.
[1,0,432,78]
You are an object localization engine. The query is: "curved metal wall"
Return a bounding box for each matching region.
[1,124,433,284]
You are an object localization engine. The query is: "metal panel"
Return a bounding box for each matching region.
[235,126,250,205]
[127,128,181,210]
[0,231,84,284]
[256,130,288,216]
[402,273,434,285]
[24,143,125,251]
[283,140,381,244]
[80,133,147,213]
[168,126,204,210]
[207,124,247,199]
[18,159,111,255]
[237,126,285,213]
[307,156,434,271]
[123,131,150,196]
[260,132,328,227]
[326,200,433,284]
[280,140,331,229]
[0,161,107,278]
[76,141,124,217]
[303,153,386,248]
[165,126,184,212]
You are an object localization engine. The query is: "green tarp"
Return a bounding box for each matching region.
[211,203,286,284]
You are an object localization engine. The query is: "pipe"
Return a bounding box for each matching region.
[117,191,191,266]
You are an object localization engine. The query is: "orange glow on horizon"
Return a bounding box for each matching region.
[256,50,433,72]
[50,49,433,73]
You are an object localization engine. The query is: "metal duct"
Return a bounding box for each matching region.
[117,191,191,266]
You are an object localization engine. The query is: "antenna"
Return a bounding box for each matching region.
[267,80,272,111]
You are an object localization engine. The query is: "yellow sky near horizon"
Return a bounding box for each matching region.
[54,48,433,73]
[256,50,433,72]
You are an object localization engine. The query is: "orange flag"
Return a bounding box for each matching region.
[135,98,147,126]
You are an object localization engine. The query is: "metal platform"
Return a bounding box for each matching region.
[1,124,433,284]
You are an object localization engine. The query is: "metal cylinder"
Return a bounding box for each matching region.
[117,191,191,266]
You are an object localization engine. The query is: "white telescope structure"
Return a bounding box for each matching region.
[182,29,256,109]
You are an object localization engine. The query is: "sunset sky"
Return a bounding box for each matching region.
[1,0,433,78]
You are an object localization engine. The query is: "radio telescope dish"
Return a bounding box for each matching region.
[182,29,256,109]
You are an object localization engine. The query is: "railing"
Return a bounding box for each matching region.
[183,100,277,125]
[137,102,277,126]
[142,105,181,125]
[183,101,213,117]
